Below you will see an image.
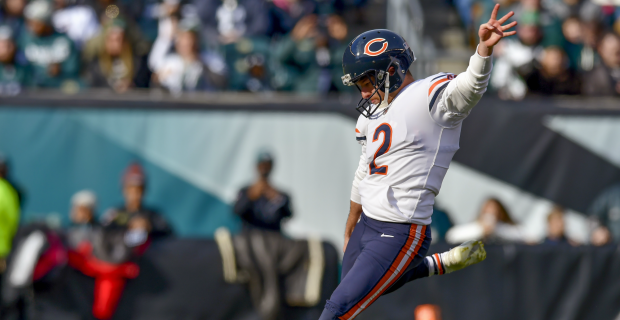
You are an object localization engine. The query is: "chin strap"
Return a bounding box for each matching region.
[383,74,390,108]
[374,72,390,112]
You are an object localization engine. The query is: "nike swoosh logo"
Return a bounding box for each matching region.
[381,234,394,238]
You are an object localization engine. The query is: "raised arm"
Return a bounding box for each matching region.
[431,4,517,123]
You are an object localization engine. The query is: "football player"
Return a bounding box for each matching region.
[319,4,517,319]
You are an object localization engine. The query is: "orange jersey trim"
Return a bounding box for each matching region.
[428,78,450,96]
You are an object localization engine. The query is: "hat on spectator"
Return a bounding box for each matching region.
[24,0,53,23]
[0,25,13,41]
[122,163,146,186]
[519,11,541,26]
[178,17,201,33]
[71,190,97,209]
[256,150,273,164]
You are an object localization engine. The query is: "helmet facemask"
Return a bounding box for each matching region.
[350,58,396,118]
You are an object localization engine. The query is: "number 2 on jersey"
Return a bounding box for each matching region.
[369,123,392,175]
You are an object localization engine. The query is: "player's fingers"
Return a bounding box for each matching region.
[497,10,514,24]
[481,23,496,31]
[502,31,517,37]
[501,21,518,31]
[490,3,499,21]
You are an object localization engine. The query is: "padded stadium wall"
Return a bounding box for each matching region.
[2,96,620,247]
[0,107,359,249]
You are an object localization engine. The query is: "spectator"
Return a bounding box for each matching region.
[517,0,564,47]
[542,0,601,22]
[215,0,248,44]
[445,198,524,244]
[580,21,604,71]
[0,25,28,95]
[18,0,80,88]
[213,0,269,44]
[101,163,173,238]
[147,0,183,72]
[0,153,20,270]
[0,0,26,38]
[243,53,270,92]
[66,189,99,248]
[588,183,620,246]
[542,205,574,245]
[326,14,352,92]
[92,0,151,67]
[221,37,271,91]
[82,19,149,92]
[52,0,100,49]
[70,189,97,226]
[233,151,292,232]
[0,152,23,206]
[582,32,620,96]
[152,18,226,93]
[562,16,584,70]
[525,46,581,95]
[491,11,544,100]
[272,14,350,93]
[266,0,317,36]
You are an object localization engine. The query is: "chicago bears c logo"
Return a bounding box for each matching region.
[364,38,388,56]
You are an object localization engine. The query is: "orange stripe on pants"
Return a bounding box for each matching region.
[340,225,427,320]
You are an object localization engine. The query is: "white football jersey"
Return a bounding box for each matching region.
[350,51,493,225]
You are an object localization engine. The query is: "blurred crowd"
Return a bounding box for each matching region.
[63,162,173,252]
[0,158,174,275]
[0,0,618,98]
[0,0,356,95]
[458,0,620,99]
[434,191,620,246]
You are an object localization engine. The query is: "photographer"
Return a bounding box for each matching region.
[234,151,292,232]
[101,163,173,240]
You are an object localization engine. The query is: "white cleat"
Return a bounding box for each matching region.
[442,240,486,274]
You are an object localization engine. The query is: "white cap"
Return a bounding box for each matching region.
[0,25,13,40]
[71,190,97,208]
[24,0,53,23]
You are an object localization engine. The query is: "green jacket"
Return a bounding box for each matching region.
[18,30,79,88]
[0,178,20,258]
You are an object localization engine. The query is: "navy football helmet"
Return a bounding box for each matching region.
[341,29,415,118]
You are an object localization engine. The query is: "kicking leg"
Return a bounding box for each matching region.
[433,240,486,275]
[384,240,487,295]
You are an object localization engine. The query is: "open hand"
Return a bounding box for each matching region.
[478,4,517,56]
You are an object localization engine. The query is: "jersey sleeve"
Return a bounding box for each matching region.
[351,144,367,204]
[354,115,368,146]
[351,115,369,204]
[427,47,493,127]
